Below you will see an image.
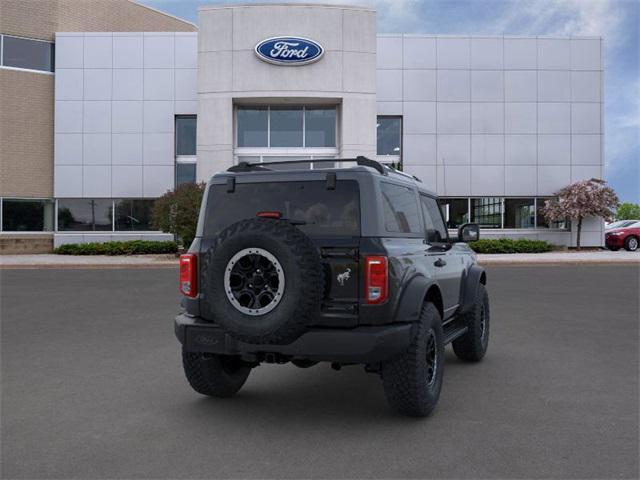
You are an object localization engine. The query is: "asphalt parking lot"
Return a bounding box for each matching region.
[1,265,638,479]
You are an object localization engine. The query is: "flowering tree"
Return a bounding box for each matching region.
[543,178,619,250]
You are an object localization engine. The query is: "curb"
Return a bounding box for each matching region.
[478,260,640,266]
[0,263,178,270]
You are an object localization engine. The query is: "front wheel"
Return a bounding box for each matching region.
[624,236,638,252]
[452,283,490,362]
[182,349,252,397]
[381,303,444,417]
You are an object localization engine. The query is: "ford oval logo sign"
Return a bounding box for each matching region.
[255,37,324,66]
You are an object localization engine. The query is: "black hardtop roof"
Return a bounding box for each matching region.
[212,157,437,196]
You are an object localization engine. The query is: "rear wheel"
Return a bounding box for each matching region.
[381,303,444,417]
[182,349,252,397]
[624,236,638,252]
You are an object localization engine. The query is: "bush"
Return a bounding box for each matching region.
[54,240,177,256]
[468,238,553,254]
[151,183,206,248]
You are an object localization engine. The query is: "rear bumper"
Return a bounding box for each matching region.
[174,313,414,364]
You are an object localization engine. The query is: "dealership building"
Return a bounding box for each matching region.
[0,1,605,252]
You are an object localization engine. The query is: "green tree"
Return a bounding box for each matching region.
[616,202,640,220]
[151,182,205,248]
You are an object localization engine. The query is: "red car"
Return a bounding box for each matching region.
[605,222,640,251]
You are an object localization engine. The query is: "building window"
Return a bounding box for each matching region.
[471,197,502,229]
[57,199,112,231]
[176,115,197,185]
[381,182,422,234]
[377,116,402,157]
[237,107,268,147]
[536,198,569,229]
[1,35,54,73]
[1,198,54,231]
[270,106,303,147]
[439,198,469,229]
[176,115,196,156]
[504,198,535,229]
[305,107,337,147]
[114,199,155,231]
[176,163,197,186]
[236,106,337,148]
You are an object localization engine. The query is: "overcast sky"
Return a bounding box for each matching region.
[141,0,639,203]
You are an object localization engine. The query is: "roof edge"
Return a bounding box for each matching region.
[129,0,198,30]
[198,3,375,12]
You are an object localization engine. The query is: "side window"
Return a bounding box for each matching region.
[381,182,422,234]
[421,195,448,243]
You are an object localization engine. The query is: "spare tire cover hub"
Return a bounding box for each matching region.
[223,247,285,316]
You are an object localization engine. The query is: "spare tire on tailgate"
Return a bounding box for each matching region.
[200,218,324,345]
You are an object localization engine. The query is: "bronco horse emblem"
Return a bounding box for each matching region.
[336,268,351,286]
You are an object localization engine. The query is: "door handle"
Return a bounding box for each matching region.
[434,258,447,267]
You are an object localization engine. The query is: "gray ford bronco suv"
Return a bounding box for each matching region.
[175,157,489,416]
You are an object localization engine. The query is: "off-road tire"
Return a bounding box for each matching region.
[452,283,490,362]
[200,218,324,345]
[381,303,444,417]
[182,349,251,397]
[624,236,638,251]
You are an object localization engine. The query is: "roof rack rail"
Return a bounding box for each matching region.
[383,164,422,183]
[227,156,386,175]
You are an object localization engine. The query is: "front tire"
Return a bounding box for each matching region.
[624,236,638,251]
[182,349,251,397]
[452,283,490,362]
[381,303,444,417]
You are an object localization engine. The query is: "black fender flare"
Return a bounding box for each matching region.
[392,274,441,323]
[458,265,487,315]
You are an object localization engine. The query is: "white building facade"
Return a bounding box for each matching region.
[52,3,604,247]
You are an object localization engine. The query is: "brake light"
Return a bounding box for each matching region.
[365,256,388,304]
[257,211,282,219]
[179,254,197,297]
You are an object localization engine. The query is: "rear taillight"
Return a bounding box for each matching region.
[257,211,282,219]
[179,254,197,298]
[365,256,388,304]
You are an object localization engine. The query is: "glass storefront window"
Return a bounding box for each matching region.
[57,199,112,231]
[471,197,502,229]
[237,107,268,147]
[305,107,336,147]
[536,197,569,229]
[114,199,155,231]
[270,107,303,147]
[1,199,53,231]
[175,116,196,156]
[439,198,469,229]
[176,163,196,186]
[377,117,402,156]
[504,198,535,229]
[1,35,54,72]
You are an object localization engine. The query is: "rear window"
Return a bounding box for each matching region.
[204,180,360,237]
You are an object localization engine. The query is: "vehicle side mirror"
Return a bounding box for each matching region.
[458,223,480,243]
